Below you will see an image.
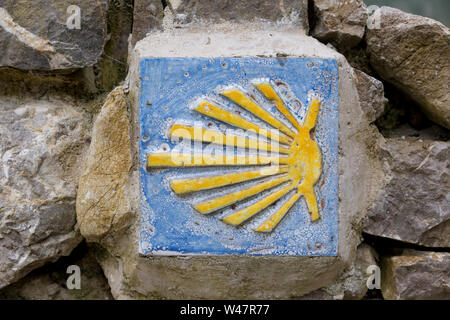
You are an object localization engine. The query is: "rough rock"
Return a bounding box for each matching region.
[0,245,113,300]
[131,0,309,46]
[95,0,134,92]
[301,243,378,300]
[0,0,108,70]
[354,69,387,123]
[169,0,308,29]
[76,87,133,242]
[365,138,450,247]
[311,0,368,48]
[78,21,385,299]
[366,7,450,129]
[0,95,91,288]
[381,250,450,300]
[339,46,374,76]
[132,0,164,45]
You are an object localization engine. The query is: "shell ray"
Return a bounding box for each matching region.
[170,166,288,194]
[169,124,290,154]
[254,82,301,130]
[221,88,297,138]
[194,101,292,145]
[254,191,301,232]
[222,183,295,226]
[194,175,291,214]
[147,153,289,168]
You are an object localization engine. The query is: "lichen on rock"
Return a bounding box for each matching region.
[76,87,133,243]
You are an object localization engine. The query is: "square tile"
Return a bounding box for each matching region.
[139,58,339,256]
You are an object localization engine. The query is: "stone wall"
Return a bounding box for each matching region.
[0,0,448,300]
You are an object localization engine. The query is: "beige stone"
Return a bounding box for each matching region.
[312,0,368,48]
[76,87,133,242]
[366,7,450,129]
[382,250,450,300]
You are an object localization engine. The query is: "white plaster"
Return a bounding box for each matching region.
[135,24,332,59]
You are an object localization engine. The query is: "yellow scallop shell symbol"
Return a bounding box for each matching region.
[147,82,322,233]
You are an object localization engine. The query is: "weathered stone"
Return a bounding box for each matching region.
[381,250,450,300]
[95,0,134,91]
[301,243,378,300]
[0,0,108,70]
[172,0,308,27]
[384,123,450,143]
[77,21,385,299]
[365,138,450,248]
[354,69,387,123]
[311,0,368,48]
[0,245,113,300]
[76,87,133,242]
[132,0,309,46]
[339,46,374,76]
[327,243,378,300]
[132,0,164,45]
[366,7,450,129]
[0,95,91,288]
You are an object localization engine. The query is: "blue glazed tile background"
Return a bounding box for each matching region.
[139,58,339,256]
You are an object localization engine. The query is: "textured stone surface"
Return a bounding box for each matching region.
[0,95,91,288]
[131,0,309,46]
[365,138,450,248]
[381,250,450,300]
[76,87,133,242]
[95,0,134,91]
[170,0,308,28]
[0,0,108,70]
[366,7,450,129]
[81,23,385,299]
[312,0,368,48]
[132,0,164,45]
[0,245,113,300]
[301,243,378,300]
[354,69,387,123]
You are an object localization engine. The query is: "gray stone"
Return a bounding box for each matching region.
[170,0,308,29]
[131,0,309,46]
[366,7,450,129]
[0,0,108,70]
[95,0,134,91]
[354,69,387,123]
[381,250,450,300]
[340,46,374,76]
[365,138,450,248]
[0,246,113,300]
[301,243,378,300]
[78,22,385,299]
[312,0,368,48]
[132,0,164,45]
[0,95,91,288]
